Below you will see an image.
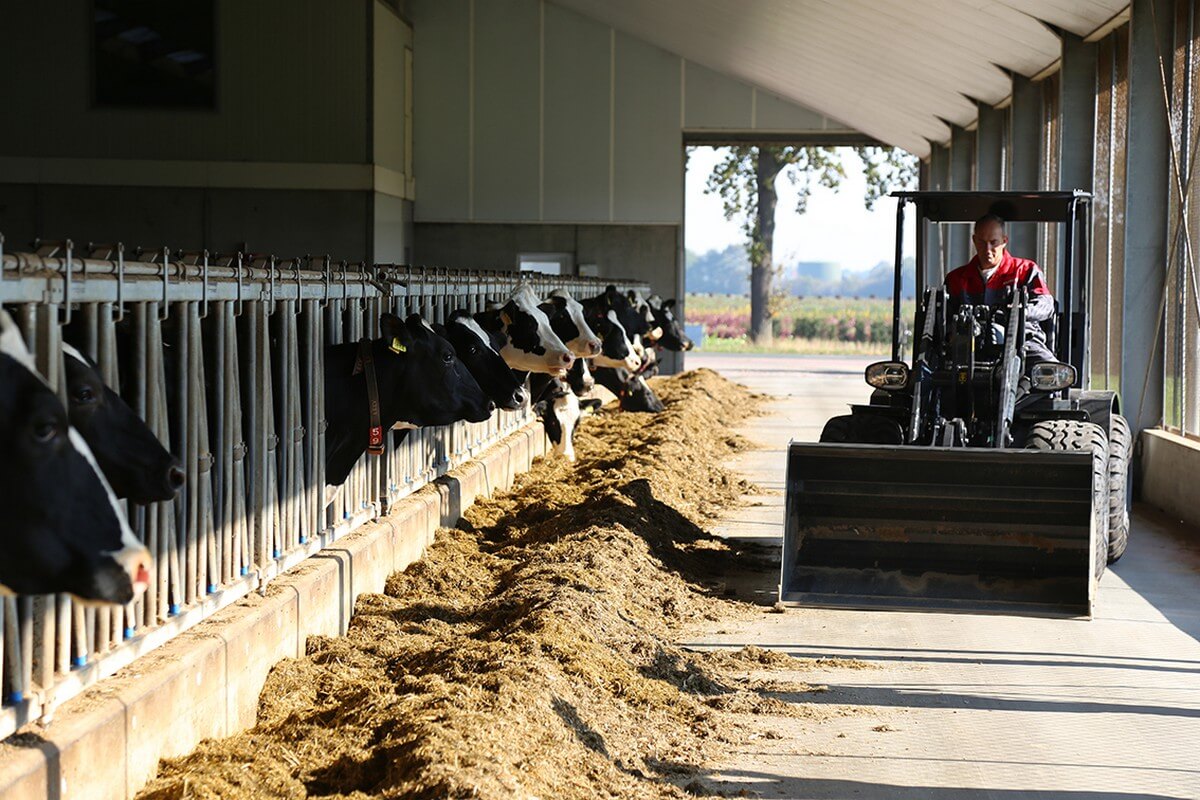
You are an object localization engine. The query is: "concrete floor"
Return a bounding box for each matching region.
[683,352,1200,800]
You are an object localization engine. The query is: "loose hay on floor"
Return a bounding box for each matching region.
[137,369,835,800]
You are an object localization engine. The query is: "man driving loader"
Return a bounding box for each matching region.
[945,214,1057,364]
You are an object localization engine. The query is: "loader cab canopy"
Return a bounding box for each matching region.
[890,190,1093,380]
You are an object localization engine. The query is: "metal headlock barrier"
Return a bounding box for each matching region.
[0,237,649,738]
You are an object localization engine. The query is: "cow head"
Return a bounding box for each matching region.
[533,378,602,463]
[592,366,665,413]
[0,311,151,604]
[540,289,602,358]
[646,296,693,351]
[438,310,526,411]
[62,344,184,504]
[478,285,574,376]
[627,290,664,344]
[323,313,494,488]
[566,355,595,396]
[591,310,642,372]
[379,313,494,427]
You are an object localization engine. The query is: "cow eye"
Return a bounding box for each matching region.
[32,419,59,443]
[72,386,96,404]
[468,345,478,356]
[442,351,454,364]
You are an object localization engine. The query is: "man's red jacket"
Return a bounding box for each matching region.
[944,251,1055,323]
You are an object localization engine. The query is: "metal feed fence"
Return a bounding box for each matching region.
[0,237,648,737]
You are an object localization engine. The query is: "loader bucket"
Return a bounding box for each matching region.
[781,442,1099,616]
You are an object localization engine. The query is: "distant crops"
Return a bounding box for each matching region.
[685,294,915,352]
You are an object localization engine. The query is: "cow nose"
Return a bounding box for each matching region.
[561,352,574,365]
[512,387,527,406]
[487,400,497,413]
[588,340,602,355]
[114,545,153,597]
[166,464,185,493]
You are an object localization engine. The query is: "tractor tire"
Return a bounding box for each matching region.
[1026,420,1110,580]
[1106,414,1132,563]
[819,415,854,443]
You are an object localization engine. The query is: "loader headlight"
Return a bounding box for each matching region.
[1030,362,1077,391]
[865,361,909,390]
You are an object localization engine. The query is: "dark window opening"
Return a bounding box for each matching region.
[93,0,215,109]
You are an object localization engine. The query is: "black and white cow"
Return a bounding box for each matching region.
[540,289,602,358]
[475,284,574,376]
[0,311,152,604]
[646,296,693,351]
[324,313,494,487]
[529,373,602,462]
[437,310,526,411]
[62,343,184,503]
[588,308,642,372]
[593,365,665,414]
[627,289,664,345]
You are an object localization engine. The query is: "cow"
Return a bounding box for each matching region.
[565,355,595,396]
[324,313,494,487]
[593,365,665,413]
[529,374,602,462]
[61,343,184,503]
[589,308,642,372]
[646,296,693,351]
[475,284,574,376]
[539,289,602,358]
[0,310,152,604]
[627,289,664,344]
[436,310,526,411]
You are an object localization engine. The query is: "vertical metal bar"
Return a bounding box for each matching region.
[1062,198,1078,373]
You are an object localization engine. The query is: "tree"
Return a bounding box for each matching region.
[702,145,918,343]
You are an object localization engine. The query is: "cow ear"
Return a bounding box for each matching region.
[581,398,603,414]
[663,298,676,310]
[500,300,519,327]
[431,322,447,337]
[532,399,550,416]
[380,313,415,354]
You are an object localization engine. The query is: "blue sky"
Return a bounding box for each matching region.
[684,146,916,271]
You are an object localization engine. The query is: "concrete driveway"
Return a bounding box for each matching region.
[682,352,1200,800]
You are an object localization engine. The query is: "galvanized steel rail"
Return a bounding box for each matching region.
[0,240,648,738]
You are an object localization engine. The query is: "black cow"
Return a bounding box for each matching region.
[587,307,641,371]
[646,296,693,351]
[475,284,574,375]
[593,366,664,413]
[324,313,494,487]
[437,310,526,411]
[529,373,602,462]
[62,343,184,503]
[0,311,152,604]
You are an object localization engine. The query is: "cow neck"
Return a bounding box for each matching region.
[353,338,386,456]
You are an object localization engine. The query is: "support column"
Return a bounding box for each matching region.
[1007,75,1043,260]
[1122,0,1170,432]
[976,101,1005,190]
[926,143,951,285]
[949,125,975,270]
[1060,32,1098,192]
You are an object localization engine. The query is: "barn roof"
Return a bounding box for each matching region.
[550,0,1130,157]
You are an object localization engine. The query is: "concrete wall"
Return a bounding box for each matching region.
[413,222,679,296]
[1140,430,1200,530]
[0,424,547,800]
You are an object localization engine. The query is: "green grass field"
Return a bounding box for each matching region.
[684,294,914,355]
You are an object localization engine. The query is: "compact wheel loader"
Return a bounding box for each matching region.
[781,191,1132,617]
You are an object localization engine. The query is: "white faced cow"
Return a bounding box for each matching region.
[0,310,152,604]
[475,284,574,376]
[540,289,602,358]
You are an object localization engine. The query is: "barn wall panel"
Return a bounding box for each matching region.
[543,3,612,222]
[374,2,414,175]
[473,0,541,221]
[0,0,368,164]
[613,32,682,223]
[684,61,755,130]
[410,0,471,220]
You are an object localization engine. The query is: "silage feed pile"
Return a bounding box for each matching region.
[139,369,827,800]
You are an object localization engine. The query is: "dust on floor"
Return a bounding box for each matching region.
[138,369,863,800]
